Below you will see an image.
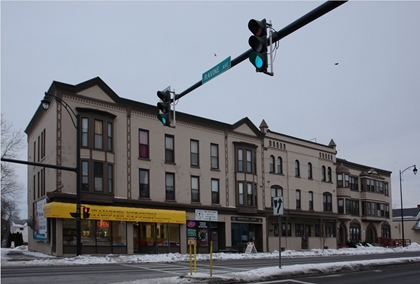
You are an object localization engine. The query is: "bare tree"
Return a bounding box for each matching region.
[1,114,25,245]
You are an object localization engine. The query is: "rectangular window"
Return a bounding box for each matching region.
[33,175,36,200]
[82,161,89,191]
[107,164,113,194]
[309,191,313,210]
[191,176,200,202]
[41,129,46,159]
[190,140,199,167]
[337,174,343,187]
[246,150,252,173]
[37,172,40,198]
[247,183,253,206]
[94,120,103,149]
[323,194,332,212]
[338,198,344,214]
[237,149,243,172]
[107,122,113,152]
[139,129,149,159]
[210,144,219,169]
[296,190,301,209]
[345,174,350,187]
[165,172,175,200]
[41,168,45,196]
[350,176,358,191]
[82,118,89,147]
[295,224,304,237]
[139,169,149,198]
[94,162,103,192]
[37,136,40,162]
[238,182,244,205]
[211,179,220,204]
[282,223,292,237]
[33,141,36,162]
[165,135,174,163]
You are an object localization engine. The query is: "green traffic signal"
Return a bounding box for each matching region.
[249,52,266,70]
[248,19,268,73]
[157,90,172,127]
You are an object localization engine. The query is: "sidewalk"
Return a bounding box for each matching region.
[2,249,57,263]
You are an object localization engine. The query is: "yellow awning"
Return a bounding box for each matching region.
[44,202,186,224]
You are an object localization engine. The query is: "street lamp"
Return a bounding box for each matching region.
[399,164,417,247]
[41,93,82,256]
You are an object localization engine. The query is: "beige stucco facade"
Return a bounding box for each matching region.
[25,77,393,256]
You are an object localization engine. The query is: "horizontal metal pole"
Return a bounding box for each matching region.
[175,0,347,101]
[1,157,76,172]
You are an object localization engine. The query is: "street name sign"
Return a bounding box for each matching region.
[202,56,231,84]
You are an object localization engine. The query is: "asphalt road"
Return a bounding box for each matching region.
[1,251,420,284]
[256,262,420,284]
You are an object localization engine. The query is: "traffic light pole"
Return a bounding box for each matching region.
[174,0,347,101]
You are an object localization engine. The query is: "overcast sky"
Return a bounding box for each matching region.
[2,1,419,219]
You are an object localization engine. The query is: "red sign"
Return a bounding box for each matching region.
[97,221,110,228]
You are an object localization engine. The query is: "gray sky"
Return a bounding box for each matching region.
[2,1,420,219]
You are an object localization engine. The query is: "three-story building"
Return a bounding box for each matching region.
[25,77,393,256]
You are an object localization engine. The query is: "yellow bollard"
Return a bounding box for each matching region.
[189,241,192,275]
[194,240,197,272]
[210,240,213,277]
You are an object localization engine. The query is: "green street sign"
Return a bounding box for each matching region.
[202,56,231,84]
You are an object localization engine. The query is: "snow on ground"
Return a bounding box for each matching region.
[2,243,420,284]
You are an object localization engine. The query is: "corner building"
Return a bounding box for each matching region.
[26,77,393,256]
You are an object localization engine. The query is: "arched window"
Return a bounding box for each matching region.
[296,189,301,209]
[350,222,361,242]
[323,192,332,211]
[269,155,275,173]
[270,186,283,207]
[327,167,332,182]
[322,166,326,181]
[277,157,283,174]
[295,160,300,177]
[308,163,313,179]
[381,223,391,239]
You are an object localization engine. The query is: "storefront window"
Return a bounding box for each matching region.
[139,223,180,247]
[112,221,127,246]
[140,223,155,247]
[96,220,111,246]
[63,219,126,247]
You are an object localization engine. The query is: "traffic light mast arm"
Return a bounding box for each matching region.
[174,0,347,101]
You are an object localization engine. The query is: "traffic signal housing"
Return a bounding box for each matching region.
[248,19,268,73]
[83,207,90,219]
[157,90,171,127]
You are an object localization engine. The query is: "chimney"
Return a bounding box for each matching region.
[417,204,420,208]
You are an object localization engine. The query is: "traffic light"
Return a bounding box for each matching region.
[157,90,171,127]
[248,19,268,73]
[83,207,90,219]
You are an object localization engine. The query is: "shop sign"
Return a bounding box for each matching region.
[33,198,48,242]
[195,209,218,221]
[231,216,263,223]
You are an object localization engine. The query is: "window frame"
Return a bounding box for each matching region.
[190,140,199,167]
[295,160,300,177]
[308,163,313,179]
[277,157,283,174]
[139,169,150,198]
[191,176,200,203]
[211,178,220,204]
[210,143,219,169]
[323,192,333,212]
[139,129,149,159]
[165,172,175,201]
[165,135,175,163]
[296,189,301,209]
